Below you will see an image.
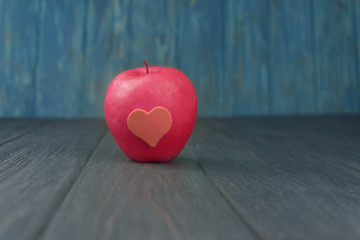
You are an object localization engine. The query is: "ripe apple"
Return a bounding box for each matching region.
[104,62,197,163]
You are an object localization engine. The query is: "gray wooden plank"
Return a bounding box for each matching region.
[269,0,317,114]
[35,0,86,117]
[189,117,360,240]
[0,119,49,146]
[81,0,132,117]
[227,116,360,194]
[238,116,360,194]
[314,0,359,113]
[0,120,106,240]
[40,132,257,240]
[0,0,39,117]
[223,0,269,116]
[177,0,223,116]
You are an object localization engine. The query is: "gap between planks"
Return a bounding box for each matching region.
[33,128,109,240]
[0,120,52,148]
[196,161,263,240]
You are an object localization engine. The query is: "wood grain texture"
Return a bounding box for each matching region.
[0,120,106,240]
[354,0,360,110]
[1,117,360,239]
[314,0,359,113]
[177,0,223,116]
[129,0,177,68]
[39,132,256,240]
[223,0,269,116]
[35,0,86,117]
[189,117,360,240]
[1,1,360,117]
[81,0,132,117]
[0,119,48,146]
[269,0,317,114]
[0,0,39,117]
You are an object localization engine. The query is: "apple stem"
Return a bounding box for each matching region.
[143,61,149,74]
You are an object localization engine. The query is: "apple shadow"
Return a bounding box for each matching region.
[126,156,187,170]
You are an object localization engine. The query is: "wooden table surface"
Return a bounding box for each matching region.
[0,116,359,240]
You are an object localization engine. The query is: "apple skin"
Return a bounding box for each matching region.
[104,66,197,163]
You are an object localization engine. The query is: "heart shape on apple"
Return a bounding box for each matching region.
[104,61,197,163]
[127,106,172,148]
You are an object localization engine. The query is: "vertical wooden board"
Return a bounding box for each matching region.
[81,0,132,117]
[314,0,358,113]
[269,0,317,114]
[129,0,177,68]
[0,120,106,240]
[223,0,269,116]
[40,133,257,240]
[0,0,38,117]
[35,0,86,117]
[354,0,360,109]
[177,0,223,117]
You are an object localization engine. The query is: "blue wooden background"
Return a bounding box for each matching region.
[0,0,359,117]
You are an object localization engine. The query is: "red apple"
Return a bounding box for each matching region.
[104,62,197,163]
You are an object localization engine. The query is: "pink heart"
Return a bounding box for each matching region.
[127,107,172,147]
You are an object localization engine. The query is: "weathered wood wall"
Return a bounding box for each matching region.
[0,0,359,117]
